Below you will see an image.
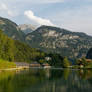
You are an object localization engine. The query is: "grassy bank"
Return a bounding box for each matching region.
[72,64,92,69]
[0,59,16,69]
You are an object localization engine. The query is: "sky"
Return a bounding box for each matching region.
[0,0,92,35]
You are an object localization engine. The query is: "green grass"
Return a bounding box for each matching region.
[72,64,92,69]
[0,59,16,69]
[85,64,92,69]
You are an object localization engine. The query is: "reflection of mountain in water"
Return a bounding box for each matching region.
[0,69,92,92]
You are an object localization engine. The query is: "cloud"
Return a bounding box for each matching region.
[0,3,8,10]
[4,0,65,4]
[35,0,65,4]
[0,3,17,17]
[24,10,55,26]
[7,11,15,17]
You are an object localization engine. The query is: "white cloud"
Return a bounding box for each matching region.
[24,10,55,26]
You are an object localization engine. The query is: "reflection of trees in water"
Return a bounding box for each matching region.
[77,69,92,87]
[77,69,92,80]
[0,71,15,92]
[48,69,70,80]
[40,69,92,92]
[0,69,92,92]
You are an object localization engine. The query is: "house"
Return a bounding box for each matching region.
[86,59,92,62]
[15,62,30,69]
[78,59,92,67]
[45,57,51,61]
[15,62,30,67]
[30,62,41,67]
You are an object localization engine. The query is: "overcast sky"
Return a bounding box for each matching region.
[0,0,92,35]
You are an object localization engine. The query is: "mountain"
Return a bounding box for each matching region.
[0,28,67,68]
[25,25,92,59]
[0,29,46,63]
[86,48,92,59]
[0,17,25,41]
[19,24,36,34]
[0,17,66,66]
[0,16,92,60]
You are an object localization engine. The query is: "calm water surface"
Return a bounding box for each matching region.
[0,68,92,92]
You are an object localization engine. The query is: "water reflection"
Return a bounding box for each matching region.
[0,68,92,92]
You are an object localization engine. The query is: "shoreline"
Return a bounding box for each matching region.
[0,66,30,71]
[0,66,92,71]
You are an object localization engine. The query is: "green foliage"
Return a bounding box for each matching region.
[63,57,70,68]
[0,29,46,63]
[39,59,45,64]
[85,62,92,68]
[0,30,15,61]
[0,59,16,69]
[47,53,64,67]
[76,57,88,67]
[81,58,88,66]
[74,57,92,68]
[14,40,45,62]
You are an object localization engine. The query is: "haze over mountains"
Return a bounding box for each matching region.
[0,17,92,59]
[19,24,37,34]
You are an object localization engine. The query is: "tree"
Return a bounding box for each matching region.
[76,57,88,67]
[63,57,70,68]
[81,57,88,66]
[48,53,64,67]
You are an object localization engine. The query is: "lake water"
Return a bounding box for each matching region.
[0,68,92,92]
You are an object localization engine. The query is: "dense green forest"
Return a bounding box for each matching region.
[0,29,46,63]
[14,41,46,62]
[0,30,15,61]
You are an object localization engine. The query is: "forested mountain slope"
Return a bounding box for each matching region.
[26,25,92,59]
[0,29,45,63]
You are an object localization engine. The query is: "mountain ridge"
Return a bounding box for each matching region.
[19,24,37,34]
[0,17,92,59]
[26,25,92,59]
[0,17,25,41]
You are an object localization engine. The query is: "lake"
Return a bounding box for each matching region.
[0,68,92,92]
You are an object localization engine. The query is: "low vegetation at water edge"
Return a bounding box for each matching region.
[0,59,16,69]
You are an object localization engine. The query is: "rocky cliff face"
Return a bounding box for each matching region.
[26,25,92,59]
[0,17,25,41]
